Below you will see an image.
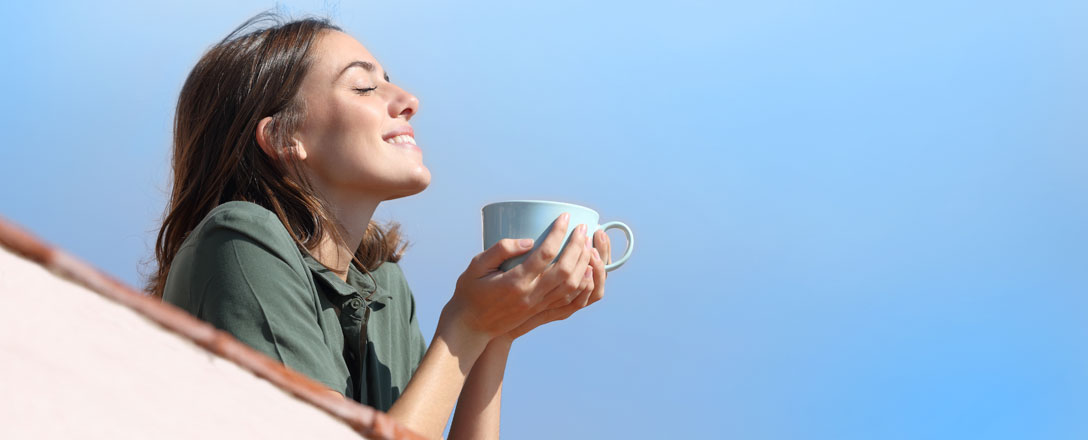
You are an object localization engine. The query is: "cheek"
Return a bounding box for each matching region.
[297,94,399,175]
[336,100,385,136]
[304,97,384,143]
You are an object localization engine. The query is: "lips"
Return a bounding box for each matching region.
[382,126,414,143]
[382,126,417,149]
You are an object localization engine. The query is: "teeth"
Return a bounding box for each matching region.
[386,135,416,145]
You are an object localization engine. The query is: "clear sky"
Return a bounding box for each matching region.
[2,1,1086,438]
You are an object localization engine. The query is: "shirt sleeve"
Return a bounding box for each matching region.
[407,291,428,375]
[389,263,428,375]
[186,207,350,394]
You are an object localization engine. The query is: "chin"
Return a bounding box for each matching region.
[383,171,431,201]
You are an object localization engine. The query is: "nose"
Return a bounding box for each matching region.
[388,84,419,120]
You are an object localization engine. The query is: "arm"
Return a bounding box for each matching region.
[388,215,606,438]
[447,337,512,440]
[445,227,613,439]
[386,313,490,438]
[312,312,493,438]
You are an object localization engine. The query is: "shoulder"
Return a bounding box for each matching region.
[169,201,307,291]
[182,201,299,258]
[196,201,293,243]
[365,261,416,308]
[165,201,313,310]
[370,261,409,290]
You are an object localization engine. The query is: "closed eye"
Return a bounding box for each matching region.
[353,87,377,95]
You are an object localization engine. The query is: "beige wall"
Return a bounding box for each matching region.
[0,245,365,439]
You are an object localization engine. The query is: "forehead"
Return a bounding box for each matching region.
[309,30,381,81]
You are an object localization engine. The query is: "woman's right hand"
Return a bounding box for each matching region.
[443,212,596,339]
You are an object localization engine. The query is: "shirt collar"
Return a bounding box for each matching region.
[302,252,371,298]
[301,251,391,302]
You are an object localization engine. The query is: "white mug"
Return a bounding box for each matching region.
[482,200,634,272]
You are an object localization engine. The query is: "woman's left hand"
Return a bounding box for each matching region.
[504,229,612,340]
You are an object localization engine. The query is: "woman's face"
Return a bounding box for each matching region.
[293,30,429,202]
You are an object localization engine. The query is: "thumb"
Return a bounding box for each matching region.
[472,238,535,275]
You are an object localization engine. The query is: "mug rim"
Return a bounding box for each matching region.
[482,200,598,214]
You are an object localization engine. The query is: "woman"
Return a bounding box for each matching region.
[147,13,611,439]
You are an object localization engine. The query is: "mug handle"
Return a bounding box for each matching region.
[599,221,634,272]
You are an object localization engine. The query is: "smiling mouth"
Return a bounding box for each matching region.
[385,134,417,146]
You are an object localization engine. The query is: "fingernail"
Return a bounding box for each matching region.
[592,248,601,260]
[560,213,570,224]
[519,238,534,248]
[585,236,592,250]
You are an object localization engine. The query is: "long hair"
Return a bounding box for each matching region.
[147,13,406,298]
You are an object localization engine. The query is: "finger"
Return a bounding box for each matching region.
[564,240,596,306]
[549,219,586,273]
[510,285,590,339]
[535,232,592,306]
[551,265,591,308]
[533,297,580,330]
[534,222,585,293]
[554,289,589,320]
[511,213,570,278]
[470,237,535,277]
[587,248,607,306]
[553,223,589,279]
[574,271,595,308]
[593,229,612,265]
[541,225,590,300]
[574,265,595,307]
[606,233,612,264]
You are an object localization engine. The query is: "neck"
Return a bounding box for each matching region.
[306,189,381,282]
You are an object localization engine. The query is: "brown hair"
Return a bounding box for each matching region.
[147,13,406,298]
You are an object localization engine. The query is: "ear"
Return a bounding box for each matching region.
[255,117,277,157]
[255,117,308,161]
[291,138,308,161]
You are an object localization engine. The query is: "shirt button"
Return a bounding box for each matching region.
[348,298,363,309]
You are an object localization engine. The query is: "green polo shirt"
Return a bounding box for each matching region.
[162,201,427,411]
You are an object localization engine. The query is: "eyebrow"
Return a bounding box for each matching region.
[337,60,390,82]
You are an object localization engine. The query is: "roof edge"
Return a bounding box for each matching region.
[0,215,425,440]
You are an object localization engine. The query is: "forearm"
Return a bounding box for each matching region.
[448,337,512,440]
[388,314,490,439]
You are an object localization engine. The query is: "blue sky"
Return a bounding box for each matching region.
[2,1,1086,438]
